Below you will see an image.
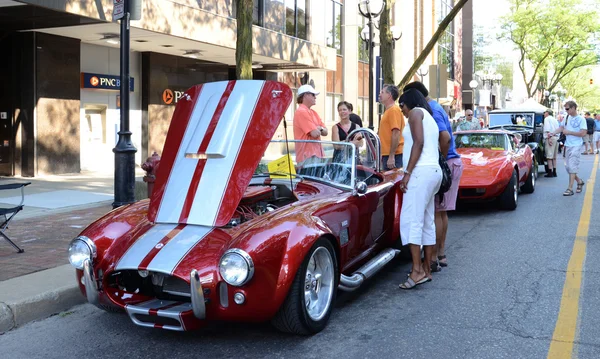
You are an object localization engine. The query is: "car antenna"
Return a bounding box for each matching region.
[282,116,295,192]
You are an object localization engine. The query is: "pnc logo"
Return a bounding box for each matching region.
[90,76,100,87]
[163,89,174,105]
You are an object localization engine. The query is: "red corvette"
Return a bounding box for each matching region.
[68,80,405,335]
[454,130,537,210]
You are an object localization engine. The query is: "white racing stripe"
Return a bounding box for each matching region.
[156,82,229,224]
[145,225,213,274]
[187,81,264,225]
[115,224,178,270]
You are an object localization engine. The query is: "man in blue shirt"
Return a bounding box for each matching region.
[556,101,586,196]
[403,82,463,271]
[594,114,600,154]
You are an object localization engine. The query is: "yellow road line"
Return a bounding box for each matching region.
[547,155,598,359]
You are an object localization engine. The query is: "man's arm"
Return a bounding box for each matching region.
[439,130,451,157]
[389,129,401,157]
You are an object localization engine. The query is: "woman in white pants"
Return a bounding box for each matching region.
[397,89,443,289]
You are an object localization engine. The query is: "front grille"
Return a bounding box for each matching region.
[107,270,191,302]
[163,276,190,297]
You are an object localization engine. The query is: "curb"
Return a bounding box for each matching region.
[0,264,85,333]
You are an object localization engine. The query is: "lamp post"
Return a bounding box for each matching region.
[358,0,385,130]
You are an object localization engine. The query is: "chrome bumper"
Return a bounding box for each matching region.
[82,258,99,306]
[190,269,206,319]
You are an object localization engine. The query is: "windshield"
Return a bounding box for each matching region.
[454,133,508,150]
[254,140,356,189]
[489,113,534,127]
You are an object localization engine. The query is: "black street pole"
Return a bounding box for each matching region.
[368,18,374,131]
[113,0,137,208]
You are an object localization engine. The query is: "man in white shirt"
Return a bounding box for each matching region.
[556,101,587,196]
[543,109,559,177]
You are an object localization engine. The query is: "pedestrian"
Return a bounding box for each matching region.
[403,81,463,271]
[293,84,328,166]
[465,110,480,129]
[346,102,363,127]
[543,109,559,177]
[397,89,442,289]
[594,114,600,154]
[378,84,404,170]
[332,101,362,163]
[556,101,586,196]
[583,112,595,155]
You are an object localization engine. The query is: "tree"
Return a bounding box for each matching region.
[397,0,470,90]
[473,25,493,73]
[498,0,600,99]
[379,0,396,84]
[235,0,253,80]
[561,67,600,110]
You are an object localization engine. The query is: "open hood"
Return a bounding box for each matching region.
[148,80,293,227]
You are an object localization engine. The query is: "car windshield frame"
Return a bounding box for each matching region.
[489,112,536,128]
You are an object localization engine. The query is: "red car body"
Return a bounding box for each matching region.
[455,130,536,209]
[70,80,404,334]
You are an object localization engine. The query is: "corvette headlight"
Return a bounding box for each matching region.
[219,249,254,286]
[68,236,97,270]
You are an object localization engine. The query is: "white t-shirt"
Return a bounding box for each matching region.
[543,115,559,135]
[403,107,440,168]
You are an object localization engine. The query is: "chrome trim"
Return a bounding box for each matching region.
[82,258,99,306]
[338,249,400,292]
[219,249,255,286]
[190,269,206,319]
[347,127,382,172]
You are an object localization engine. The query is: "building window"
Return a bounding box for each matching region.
[358,16,368,62]
[438,0,455,80]
[326,0,342,55]
[243,0,309,40]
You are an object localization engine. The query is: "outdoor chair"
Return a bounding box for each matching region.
[0,182,31,253]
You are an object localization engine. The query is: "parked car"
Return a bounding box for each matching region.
[488,107,548,173]
[454,129,537,210]
[67,80,405,335]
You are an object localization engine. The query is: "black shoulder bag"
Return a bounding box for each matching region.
[559,115,568,145]
[437,150,452,195]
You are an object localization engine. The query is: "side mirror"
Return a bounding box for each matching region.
[354,181,367,195]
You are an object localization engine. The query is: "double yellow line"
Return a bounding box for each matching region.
[547,155,598,358]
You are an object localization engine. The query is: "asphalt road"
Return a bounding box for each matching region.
[2,155,600,359]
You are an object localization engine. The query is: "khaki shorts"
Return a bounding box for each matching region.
[545,137,559,159]
[565,145,582,174]
[435,158,464,212]
[583,134,592,143]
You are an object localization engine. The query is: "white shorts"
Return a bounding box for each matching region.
[594,132,600,143]
[400,165,443,246]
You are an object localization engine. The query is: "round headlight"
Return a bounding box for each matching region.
[68,236,96,270]
[219,249,254,286]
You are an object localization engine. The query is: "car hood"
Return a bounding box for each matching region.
[457,148,510,180]
[148,80,292,227]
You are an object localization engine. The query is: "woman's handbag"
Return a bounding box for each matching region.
[437,150,452,195]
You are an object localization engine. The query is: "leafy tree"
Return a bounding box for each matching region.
[235,0,253,80]
[561,67,600,109]
[397,0,471,89]
[498,0,600,99]
[473,25,493,73]
[379,0,396,84]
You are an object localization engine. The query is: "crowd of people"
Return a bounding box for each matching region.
[292,81,463,290]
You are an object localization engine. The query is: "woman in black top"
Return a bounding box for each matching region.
[332,101,362,163]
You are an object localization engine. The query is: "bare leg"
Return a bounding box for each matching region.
[436,211,449,265]
[423,245,434,280]
[432,211,442,261]
[569,173,576,190]
[409,244,425,280]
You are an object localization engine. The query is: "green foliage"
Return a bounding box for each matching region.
[498,0,600,97]
[561,67,600,110]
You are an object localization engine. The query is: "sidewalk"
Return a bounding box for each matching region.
[0,171,146,333]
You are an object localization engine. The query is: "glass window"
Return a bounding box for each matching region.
[437,0,455,80]
[326,1,343,54]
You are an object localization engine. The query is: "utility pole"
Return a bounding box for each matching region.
[112,0,140,208]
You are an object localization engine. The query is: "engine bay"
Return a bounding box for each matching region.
[226,184,296,227]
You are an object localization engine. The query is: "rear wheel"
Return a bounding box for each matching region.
[522,158,536,194]
[498,170,518,210]
[272,238,338,335]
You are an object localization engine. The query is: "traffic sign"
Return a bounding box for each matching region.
[113,0,125,20]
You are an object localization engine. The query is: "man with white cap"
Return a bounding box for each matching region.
[293,84,327,165]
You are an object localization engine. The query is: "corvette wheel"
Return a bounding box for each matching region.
[272,238,338,335]
[522,159,536,194]
[499,170,518,210]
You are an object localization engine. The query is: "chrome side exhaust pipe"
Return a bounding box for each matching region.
[338,248,400,292]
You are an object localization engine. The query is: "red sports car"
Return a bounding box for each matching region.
[68,80,405,335]
[454,130,537,210]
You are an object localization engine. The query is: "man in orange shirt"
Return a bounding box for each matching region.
[378,84,404,170]
[293,84,328,164]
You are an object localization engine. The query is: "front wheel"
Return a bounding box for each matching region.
[272,238,338,335]
[522,158,536,194]
[498,170,518,210]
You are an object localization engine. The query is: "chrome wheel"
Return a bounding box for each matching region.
[513,178,518,203]
[304,247,335,321]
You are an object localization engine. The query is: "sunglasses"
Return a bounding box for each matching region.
[565,107,570,110]
[467,114,473,116]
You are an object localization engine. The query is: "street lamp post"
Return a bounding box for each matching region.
[358,0,385,131]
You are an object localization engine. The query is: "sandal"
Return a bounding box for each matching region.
[399,276,431,290]
[430,260,442,272]
[437,255,448,267]
[576,181,585,193]
[563,189,574,196]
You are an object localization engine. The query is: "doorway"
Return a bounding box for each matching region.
[80,105,112,173]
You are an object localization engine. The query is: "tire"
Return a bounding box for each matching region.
[498,170,518,210]
[272,238,338,335]
[522,158,536,194]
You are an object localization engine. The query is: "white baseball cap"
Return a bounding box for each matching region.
[297,84,320,96]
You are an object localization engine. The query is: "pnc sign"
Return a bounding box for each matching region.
[162,89,187,105]
[81,72,134,92]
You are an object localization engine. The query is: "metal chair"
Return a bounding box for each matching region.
[0,182,31,253]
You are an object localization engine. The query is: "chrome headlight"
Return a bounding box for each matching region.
[68,236,97,270]
[219,249,254,286]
